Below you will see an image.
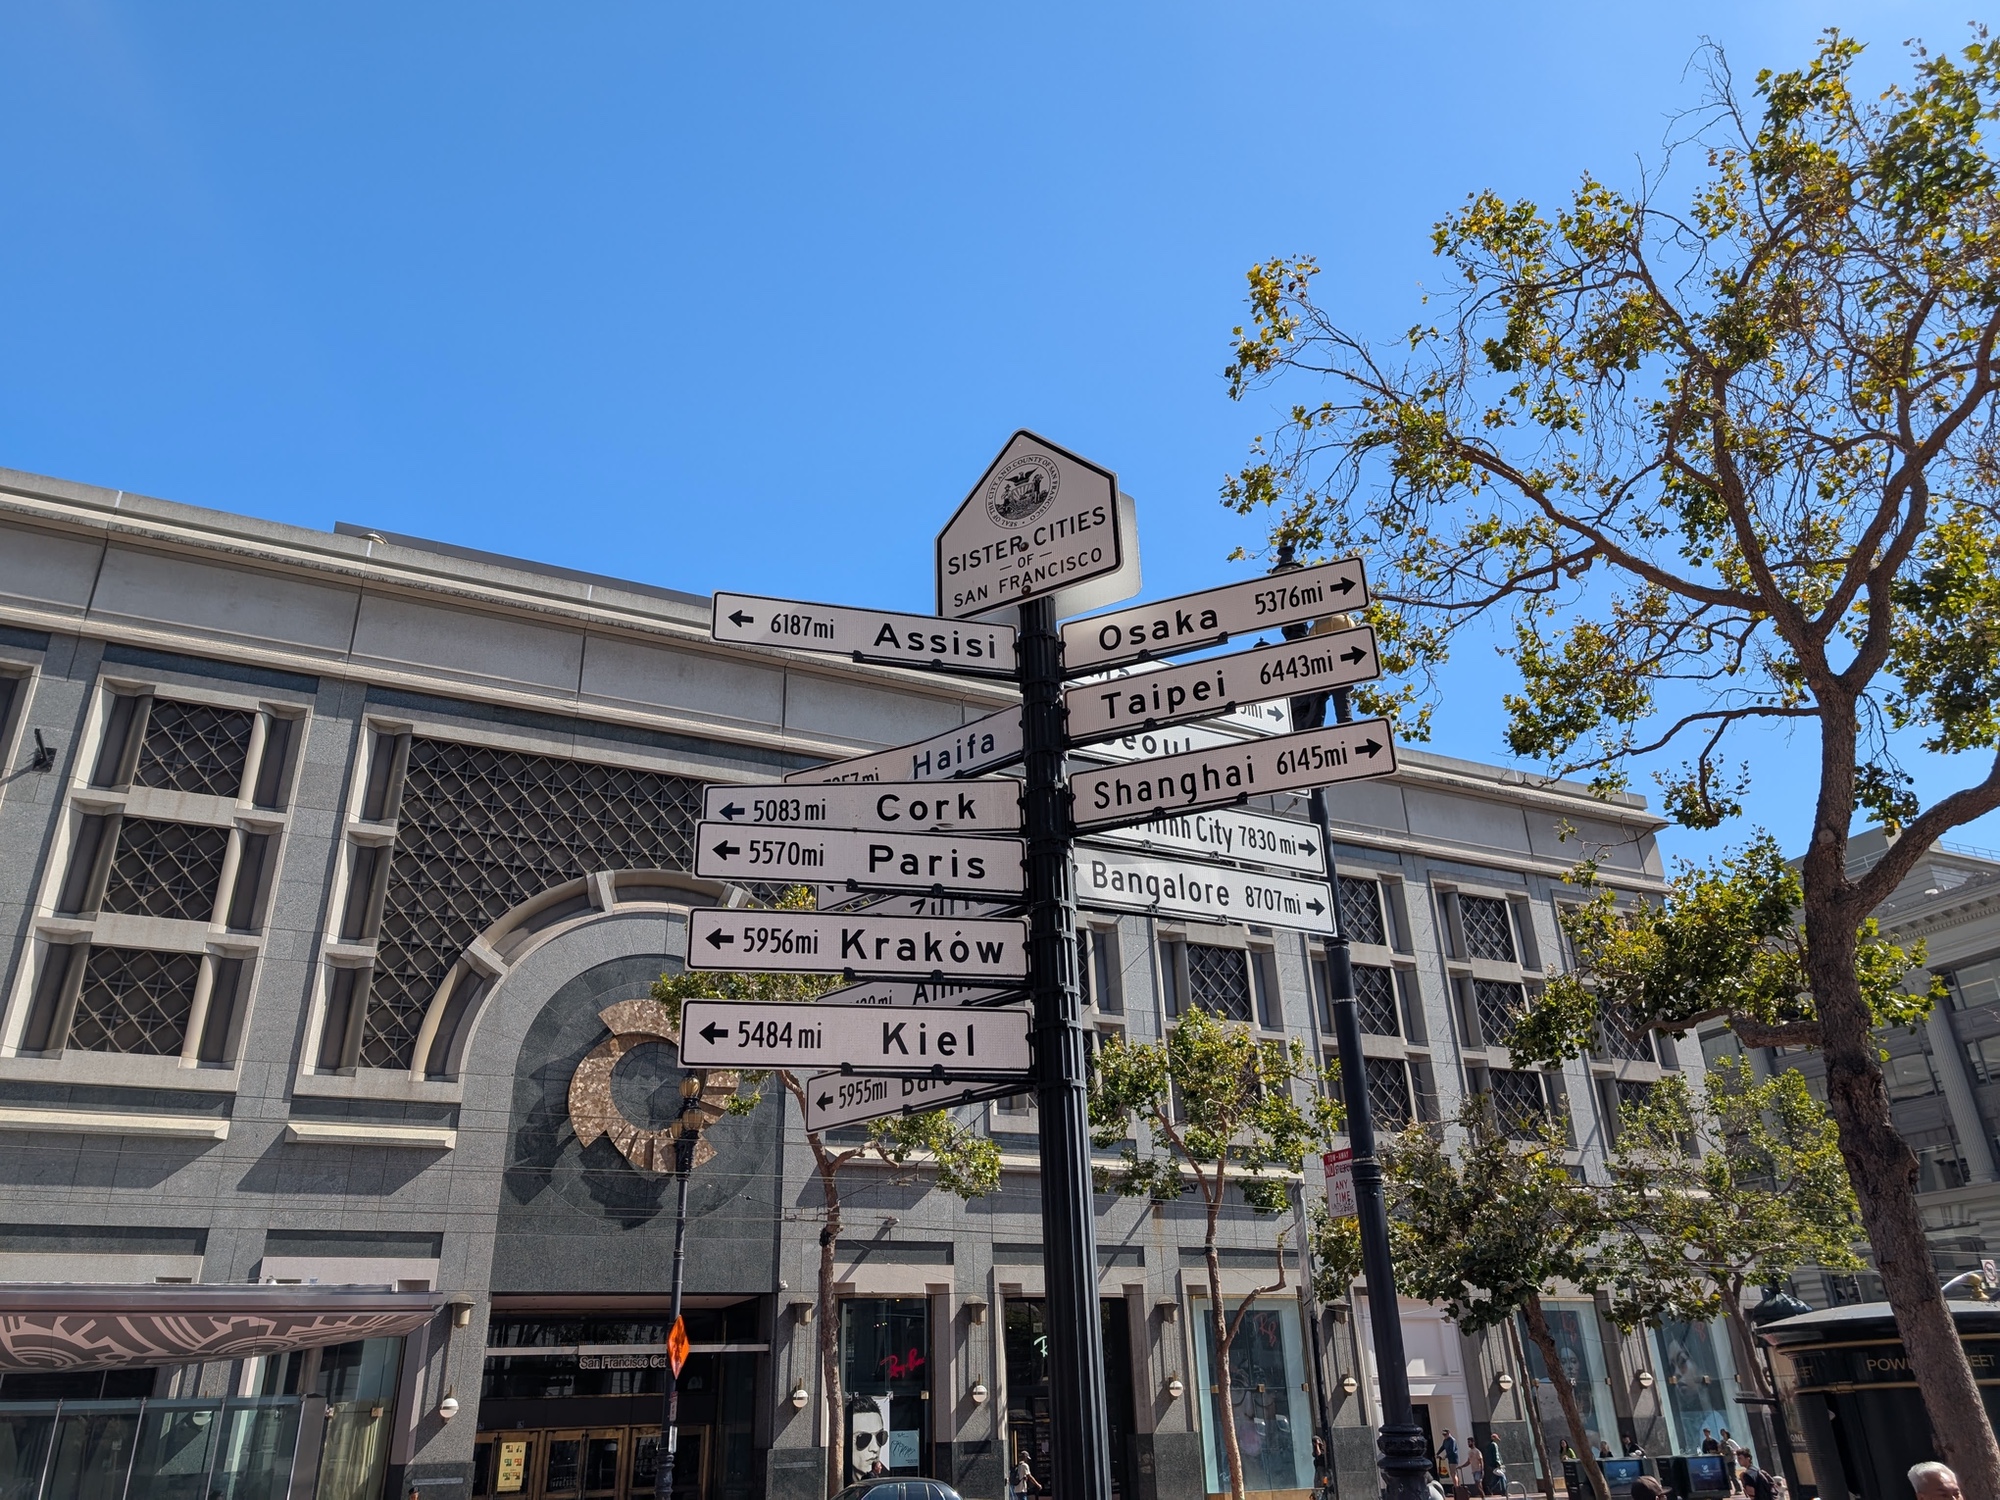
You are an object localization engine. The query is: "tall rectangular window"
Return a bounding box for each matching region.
[1187,944,1252,1022]
[1459,894,1517,962]
[1251,949,1282,1030]
[1337,878,1387,947]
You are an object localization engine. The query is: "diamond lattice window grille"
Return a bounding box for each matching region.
[361,738,701,1069]
[71,947,200,1055]
[1354,964,1400,1037]
[1365,1057,1413,1130]
[1186,943,1252,1023]
[1596,1002,1657,1063]
[101,818,230,922]
[1459,895,1516,962]
[1337,878,1387,947]
[134,701,256,798]
[1473,978,1527,1048]
[1487,1069,1548,1139]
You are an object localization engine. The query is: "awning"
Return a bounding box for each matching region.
[0,1283,444,1371]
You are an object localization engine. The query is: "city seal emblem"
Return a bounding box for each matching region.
[984,452,1061,529]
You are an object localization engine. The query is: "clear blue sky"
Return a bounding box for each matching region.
[2,2,1993,864]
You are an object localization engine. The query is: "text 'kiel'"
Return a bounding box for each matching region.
[1062,556,1369,673]
[784,705,1023,786]
[685,909,1029,981]
[693,823,1027,897]
[1064,625,1379,744]
[1068,717,1398,830]
[712,592,1016,673]
[803,1072,1025,1131]
[702,779,1022,834]
[679,999,1032,1075]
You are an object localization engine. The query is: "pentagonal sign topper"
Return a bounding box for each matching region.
[936,431,1140,621]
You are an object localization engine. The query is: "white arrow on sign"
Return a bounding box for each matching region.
[703,780,1021,834]
[1088,805,1325,877]
[712,592,1017,674]
[1076,845,1333,935]
[936,431,1140,621]
[1062,557,1370,674]
[816,977,1023,1008]
[1064,626,1379,745]
[1069,717,1397,831]
[680,999,1032,1073]
[686,909,1029,980]
[784,705,1024,786]
[694,822,1027,897]
[804,1071,1027,1131]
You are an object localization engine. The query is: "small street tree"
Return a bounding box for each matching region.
[1385,1107,1619,1500]
[1598,1059,1865,1469]
[1222,29,2000,1483]
[1088,1007,1342,1500]
[653,891,999,1498]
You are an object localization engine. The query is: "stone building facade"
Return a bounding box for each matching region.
[0,464,1742,1500]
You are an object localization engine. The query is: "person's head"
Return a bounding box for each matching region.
[1909,1462,1962,1499]
[1720,1429,1732,1441]
[1702,1428,1713,1439]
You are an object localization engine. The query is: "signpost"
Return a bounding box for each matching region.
[1063,625,1379,744]
[679,999,1032,1074]
[1323,1148,1357,1219]
[1075,845,1334,935]
[1088,804,1326,878]
[693,822,1028,898]
[783,705,1023,785]
[712,592,1017,674]
[1069,717,1397,830]
[703,779,1021,834]
[685,433,1406,1500]
[685,908,1029,981]
[1061,555,1368,672]
[802,1071,1027,1130]
[936,430,1138,620]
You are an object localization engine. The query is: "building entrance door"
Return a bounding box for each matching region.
[474,1425,696,1500]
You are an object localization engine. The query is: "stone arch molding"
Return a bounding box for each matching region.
[404,869,726,1081]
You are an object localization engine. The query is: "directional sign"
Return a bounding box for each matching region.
[680,999,1032,1073]
[814,893,1022,923]
[817,977,1024,1008]
[1064,626,1379,745]
[1082,720,1269,765]
[1088,805,1325,878]
[937,431,1139,620]
[694,822,1027,897]
[784,705,1024,785]
[712,592,1017,674]
[1062,557,1370,673]
[804,1071,1027,1131]
[1076,845,1333,934]
[686,909,1029,981]
[1069,717,1397,831]
[703,780,1021,834]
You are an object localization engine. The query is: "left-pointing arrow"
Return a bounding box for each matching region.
[700,1022,729,1043]
[719,802,745,820]
[705,930,734,949]
[711,841,741,859]
[728,610,754,627]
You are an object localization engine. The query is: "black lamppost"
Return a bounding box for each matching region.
[1276,547,1432,1500]
[656,1075,706,1500]
[1744,1283,1811,1497]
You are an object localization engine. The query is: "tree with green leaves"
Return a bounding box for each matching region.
[1598,1059,1864,1469]
[1222,28,2000,1482]
[652,891,999,1498]
[1384,1108,1618,1500]
[1088,1006,1341,1500]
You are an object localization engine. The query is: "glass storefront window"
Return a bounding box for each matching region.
[316,1337,404,1500]
[1650,1318,1744,1456]
[1188,1298,1315,1495]
[1517,1303,1619,1455]
[839,1299,932,1484]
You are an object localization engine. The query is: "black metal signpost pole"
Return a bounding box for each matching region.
[1018,593,1114,1500]
[1295,679,1431,1500]
[655,1122,698,1499]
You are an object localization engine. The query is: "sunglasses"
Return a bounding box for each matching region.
[854,1433,885,1452]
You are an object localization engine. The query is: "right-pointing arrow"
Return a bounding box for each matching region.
[1340,646,1366,664]
[1357,738,1384,757]
[1333,576,1356,594]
